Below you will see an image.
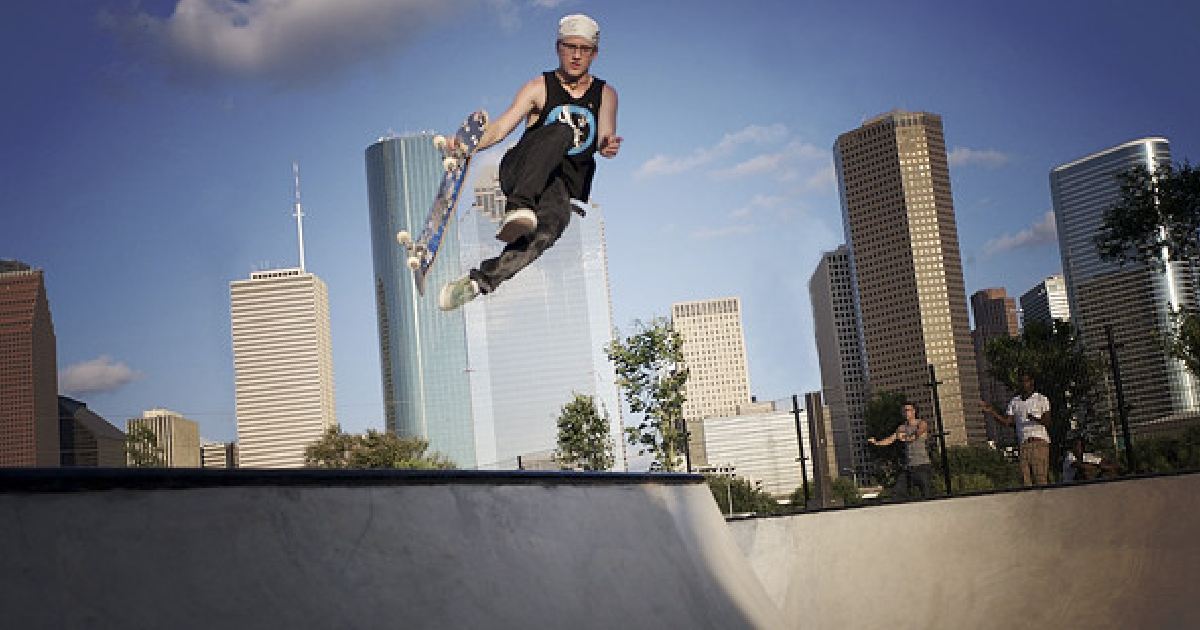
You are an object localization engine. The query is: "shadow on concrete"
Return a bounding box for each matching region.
[0,469,785,629]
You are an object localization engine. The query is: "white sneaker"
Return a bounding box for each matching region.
[439,276,480,311]
[495,208,537,243]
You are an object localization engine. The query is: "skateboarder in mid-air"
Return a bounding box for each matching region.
[438,13,621,311]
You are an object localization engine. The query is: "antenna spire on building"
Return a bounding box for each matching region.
[293,161,307,272]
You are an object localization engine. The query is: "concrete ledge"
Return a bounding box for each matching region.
[729,471,1200,629]
[0,468,702,492]
[0,470,783,629]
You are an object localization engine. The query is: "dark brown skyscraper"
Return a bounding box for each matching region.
[834,111,985,445]
[971,288,1020,443]
[0,260,60,466]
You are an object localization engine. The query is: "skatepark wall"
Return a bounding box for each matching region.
[0,469,784,630]
[727,471,1200,629]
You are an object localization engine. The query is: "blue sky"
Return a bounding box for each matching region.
[3,0,1199,457]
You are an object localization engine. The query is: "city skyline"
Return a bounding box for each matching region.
[4,2,1200,461]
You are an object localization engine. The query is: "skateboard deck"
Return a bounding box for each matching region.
[396,110,488,295]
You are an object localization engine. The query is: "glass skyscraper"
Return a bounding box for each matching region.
[460,166,625,471]
[365,134,475,467]
[1051,138,1200,428]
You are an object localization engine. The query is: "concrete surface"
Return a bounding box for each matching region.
[728,472,1200,630]
[0,470,784,630]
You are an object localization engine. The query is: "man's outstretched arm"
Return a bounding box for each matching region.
[474,77,544,152]
[597,84,621,158]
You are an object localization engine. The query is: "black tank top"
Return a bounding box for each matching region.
[525,70,606,202]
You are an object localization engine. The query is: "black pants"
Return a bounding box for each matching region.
[470,123,574,293]
[892,464,933,499]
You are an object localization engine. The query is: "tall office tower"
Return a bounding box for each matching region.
[809,246,871,482]
[1051,138,1200,427]
[0,260,59,467]
[127,409,201,467]
[366,134,474,467]
[671,297,752,468]
[460,167,625,470]
[834,110,983,445]
[1019,274,1071,329]
[970,289,1020,443]
[58,397,126,467]
[231,269,336,468]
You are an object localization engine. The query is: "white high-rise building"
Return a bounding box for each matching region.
[460,167,625,470]
[127,409,201,468]
[230,268,336,468]
[696,403,810,499]
[1019,274,1071,329]
[671,297,752,468]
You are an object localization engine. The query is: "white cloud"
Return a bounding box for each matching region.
[712,140,826,182]
[948,146,1010,169]
[690,224,755,240]
[60,356,141,396]
[101,0,463,85]
[729,194,783,219]
[983,211,1057,256]
[636,124,787,178]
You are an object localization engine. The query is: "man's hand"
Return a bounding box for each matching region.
[599,134,622,158]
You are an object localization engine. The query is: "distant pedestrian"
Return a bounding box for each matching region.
[981,373,1051,486]
[868,402,933,499]
[1062,435,1118,482]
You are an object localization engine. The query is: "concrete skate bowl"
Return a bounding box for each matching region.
[0,469,784,629]
[728,471,1200,629]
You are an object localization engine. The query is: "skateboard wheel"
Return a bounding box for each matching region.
[407,256,420,270]
[443,157,458,171]
[396,230,412,247]
[433,135,446,151]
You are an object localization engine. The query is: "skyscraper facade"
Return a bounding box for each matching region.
[809,246,870,482]
[0,261,59,467]
[695,402,810,498]
[834,110,983,446]
[366,134,475,467]
[671,297,752,467]
[230,269,336,468]
[1051,138,1200,427]
[127,409,202,468]
[970,288,1020,443]
[1019,274,1071,329]
[460,167,625,470]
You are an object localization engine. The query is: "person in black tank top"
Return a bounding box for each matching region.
[438,13,622,311]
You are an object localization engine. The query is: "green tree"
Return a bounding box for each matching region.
[607,318,689,472]
[930,444,1020,493]
[829,477,862,506]
[1095,162,1200,270]
[984,320,1111,464]
[706,475,779,515]
[555,393,615,471]
[125,424,164,467]
[1096,162,1200,377]
[304,426,455,469]
[863,390,908,486]
[1129,426,1200,474]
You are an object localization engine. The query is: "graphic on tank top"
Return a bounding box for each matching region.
[543,104,596,156]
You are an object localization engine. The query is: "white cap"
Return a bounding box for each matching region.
[558,14,599,46]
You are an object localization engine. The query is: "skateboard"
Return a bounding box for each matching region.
[396,110,488,295]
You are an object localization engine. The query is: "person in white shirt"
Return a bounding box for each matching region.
[980,373,1051,486]
[1062,435,1117,482]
